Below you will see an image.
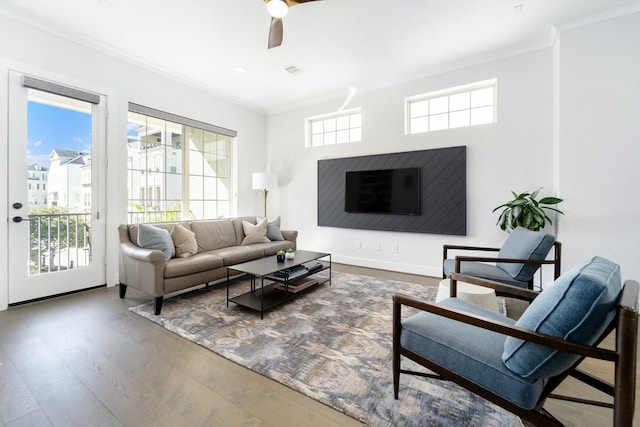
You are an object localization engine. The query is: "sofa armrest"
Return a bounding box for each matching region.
[120,241,166,264]
[281,230,298,249]
[118,241,166,297]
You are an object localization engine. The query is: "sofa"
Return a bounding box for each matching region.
[117,216,297,314]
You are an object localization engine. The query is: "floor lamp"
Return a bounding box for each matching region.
[252,172,278,218]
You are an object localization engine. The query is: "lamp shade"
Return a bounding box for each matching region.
[252,172,278,190]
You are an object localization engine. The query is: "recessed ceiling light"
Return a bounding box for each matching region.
[235,66,247,73]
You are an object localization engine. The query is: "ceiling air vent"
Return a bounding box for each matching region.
[284,64,303,75]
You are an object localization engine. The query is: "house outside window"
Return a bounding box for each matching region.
[406,79,497,134]
[306,108,361,147]
[127,103,236,223]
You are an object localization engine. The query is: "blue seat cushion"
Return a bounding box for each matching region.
[443,258,529,287]
[497,227,555,282]
[502,256,621,379]
[400,298,544,410]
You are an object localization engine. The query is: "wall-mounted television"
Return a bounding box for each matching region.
[345,168,420,215]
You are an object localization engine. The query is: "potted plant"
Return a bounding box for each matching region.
[285,248,295,260]
[276,250,285,262]
[493,188,564,232]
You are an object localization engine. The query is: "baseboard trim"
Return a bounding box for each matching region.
[9,284,107,307]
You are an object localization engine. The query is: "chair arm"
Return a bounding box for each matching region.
[393,293,617,361]
[454,255,557,266]
[450,272,539,302]
[443,244,500,261]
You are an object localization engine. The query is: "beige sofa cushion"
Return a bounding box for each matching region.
[164,253,224,279]
[208,246,265,266]
[241,218,270,245]
[191,220,237,251]
[171,224,198,258]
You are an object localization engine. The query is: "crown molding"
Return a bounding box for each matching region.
[552,0,640,33]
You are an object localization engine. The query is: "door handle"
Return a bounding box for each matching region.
[12,216,29,223]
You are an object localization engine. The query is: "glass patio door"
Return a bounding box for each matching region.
[7,72,106,304]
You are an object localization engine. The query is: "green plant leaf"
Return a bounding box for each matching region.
[544,206,565,215]
[539,197,563,205]
[531,188,541,200]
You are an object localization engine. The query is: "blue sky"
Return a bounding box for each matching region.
[27,101,92,168]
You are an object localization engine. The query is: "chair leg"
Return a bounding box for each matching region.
[119,284,127,298]
[393,298,401,399]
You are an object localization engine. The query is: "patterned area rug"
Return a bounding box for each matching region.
[130,271,522,426]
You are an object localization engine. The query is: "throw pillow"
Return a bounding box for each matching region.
[257,215,284,241]
[241,218,270,245]
[137,223,175,262]
[502,256,621,379]
[171,224,198,258]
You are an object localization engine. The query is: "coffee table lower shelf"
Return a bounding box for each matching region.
[228,274,329,317]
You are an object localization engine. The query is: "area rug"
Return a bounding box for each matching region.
[130,271,522,426]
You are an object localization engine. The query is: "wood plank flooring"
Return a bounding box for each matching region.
[0,265,637,426]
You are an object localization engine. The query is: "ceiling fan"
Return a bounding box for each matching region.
[265,0,321,49]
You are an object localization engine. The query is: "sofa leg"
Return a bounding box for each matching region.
[119,284,127,299]
[154,296,163,315]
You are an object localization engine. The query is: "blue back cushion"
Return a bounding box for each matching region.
[137,223,175,262]
[502,256,621,379]
[497,227,555,281]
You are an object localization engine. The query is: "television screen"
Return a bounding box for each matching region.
[345,168,420,215]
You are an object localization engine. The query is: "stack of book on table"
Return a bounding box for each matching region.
[274,277,318,293]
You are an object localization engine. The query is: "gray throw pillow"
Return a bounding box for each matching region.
[257,215,284,241]
[137,223,175,262]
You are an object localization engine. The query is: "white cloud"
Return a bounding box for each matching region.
[33,140,43,147]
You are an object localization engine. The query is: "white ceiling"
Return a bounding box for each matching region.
[0,0,636,114]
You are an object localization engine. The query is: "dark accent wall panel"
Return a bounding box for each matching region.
[317,146,466,235]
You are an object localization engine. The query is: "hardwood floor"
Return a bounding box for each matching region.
[0,265,637,426]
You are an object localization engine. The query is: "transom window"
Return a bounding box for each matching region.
[306,109,362,147]
[127,104,236,223]
[406,79,497,134]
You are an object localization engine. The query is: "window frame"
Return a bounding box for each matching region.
[405,79,497,135]
[305,108,362,147]
[126,104,236,224]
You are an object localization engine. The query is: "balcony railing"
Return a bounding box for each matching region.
[29,213,91,275]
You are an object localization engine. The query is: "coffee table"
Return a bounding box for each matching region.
[226,250,331,318]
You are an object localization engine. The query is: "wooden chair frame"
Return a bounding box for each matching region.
[442,241,562,290]
[393,272,638,426]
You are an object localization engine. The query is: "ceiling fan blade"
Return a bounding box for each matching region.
[268,17,283,49]
[286,0,321,4]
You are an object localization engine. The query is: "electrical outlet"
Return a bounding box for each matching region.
[355,240,361,249]
[392,244,398,253]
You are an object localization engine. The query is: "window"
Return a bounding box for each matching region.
[127,103,236,223]
[406,79,496,134]
[306,108,361,147]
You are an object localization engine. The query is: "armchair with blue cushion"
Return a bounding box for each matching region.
[443,226,562,290]
[394,256,638,426]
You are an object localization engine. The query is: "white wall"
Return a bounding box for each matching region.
[267,49,555,277]
[0,14,266,309]
[556,13,640,281]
